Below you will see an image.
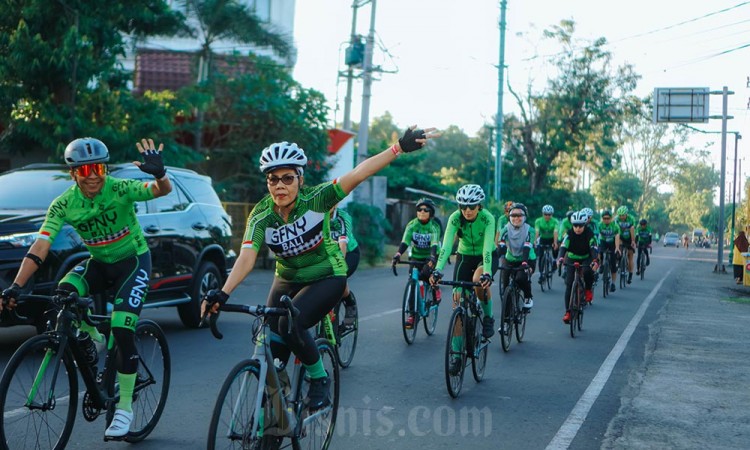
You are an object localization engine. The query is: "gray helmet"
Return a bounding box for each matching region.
[259,141,307,174]
[64,138,110,167]
[571,211,588,225]
[456,184,485,205]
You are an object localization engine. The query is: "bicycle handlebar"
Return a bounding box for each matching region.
[391,260,428,277]
[436,279,482,289]
[1,293,101,327]
[205,295,300,340]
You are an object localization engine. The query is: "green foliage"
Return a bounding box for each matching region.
[591,170,643,213]
[0,0,184,157]
[183,55,331,202]
[668,161,719,230]
[345,202,392,266]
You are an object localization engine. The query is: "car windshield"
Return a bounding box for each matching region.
[666,233,678,238]
[0,170,74,209]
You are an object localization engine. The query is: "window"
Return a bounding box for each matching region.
[147,183,190,213]
[249,0,271,22]
[180,176,222,206]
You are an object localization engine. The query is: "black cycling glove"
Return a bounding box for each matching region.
[204,289,229,307]
[1,283,20,301]
[138,149,167,179]
[398,128,426,153]
[431,270,443,281]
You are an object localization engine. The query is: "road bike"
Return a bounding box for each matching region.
[619,247,631,290]
[205,296,339,450]
[537,245,555,292]
[566,262,588,338]
[392,260,440,345]
[637,245,648,280]
[498,266,530,352]
[315,293,358,368]
[438,279,489,398]
[600,249,612,298]
[0,292,170,449]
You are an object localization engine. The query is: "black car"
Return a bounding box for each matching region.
[0,164,235,331]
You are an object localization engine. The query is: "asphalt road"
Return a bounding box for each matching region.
[0,247,683,449]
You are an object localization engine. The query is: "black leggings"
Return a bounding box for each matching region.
[500,259,535,298]
[266,276,346,365]
[345,247,360,278]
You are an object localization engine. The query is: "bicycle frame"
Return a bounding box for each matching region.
[393,261,431,318]
[440,280,489,355]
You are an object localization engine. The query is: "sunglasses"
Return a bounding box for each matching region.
[602,216,612,220]
[572,224,585,229]
[267,174,299,186]
[543,213,552,216]
[73,163,107,177]
[509,213,525,218]
[416,208,431,213]
[459,204,478,211]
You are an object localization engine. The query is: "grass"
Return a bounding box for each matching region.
[725,297,750,305]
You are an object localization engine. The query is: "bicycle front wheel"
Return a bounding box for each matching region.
[514,289,527,343]
[121,320,171,442]
[423,286,439,336]
[639,253,646,280]
[0,334,78,450]
[294,338,339,450]
[569,284,581,338]
[334,300,357,368]
[401,281,418,345]
[499,287,514,352]
[602,260,610,298]
[207,359,263,450]
[538,253,547,292]
[444,308,466,398]
[619,255,628,290]
[470,314,487,383]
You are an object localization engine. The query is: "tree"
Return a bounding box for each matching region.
[0,0,185,158]
[591,170,643,213]
[668,161,719,230]
[505,20,639,194]
[182,55,330,202]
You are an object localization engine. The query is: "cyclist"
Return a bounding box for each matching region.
[581,207,600,242]
[533,204,559,282]
[430,184,497,375]
[615,206,637,284]
[392,198,443,329]
[0,137,172,438]
[558,211,599,324]
[497,203,536,311]
[598,210,621,292]
[495,200,515,243]
[635,218,653,274]
[329,205,359,328]
[202,127,438,411]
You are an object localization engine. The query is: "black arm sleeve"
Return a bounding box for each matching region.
[397,242,408,255]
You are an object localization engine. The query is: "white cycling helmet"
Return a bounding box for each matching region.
[259,141,308,174]
[64,138,110,167]
[571,211,588,225]
[456,184,485,205]
[581,207,594,218]
[542,204,554,215]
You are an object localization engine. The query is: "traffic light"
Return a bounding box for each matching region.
[345,37,365,66]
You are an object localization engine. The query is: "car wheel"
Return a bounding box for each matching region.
[178,261,221,328]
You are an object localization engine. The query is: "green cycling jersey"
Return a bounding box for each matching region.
[559,217,572,237]
[534,216,559,240]
[635,225,653,246]
[330,208,358,252]
[436,208,495,272]
[616,214,638,241]
[400,217,441,260]
[39,176,155,264]
[242,180,348,283]
[598,221,620,244]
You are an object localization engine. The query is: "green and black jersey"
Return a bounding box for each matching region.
[330,208,358,252]
[242,181,348,283]
[399,218,441,260]
[436,209,495,272]
[38,176,155,263]
[534,216,559,240]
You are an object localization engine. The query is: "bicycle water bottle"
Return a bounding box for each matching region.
[77,332,99,366]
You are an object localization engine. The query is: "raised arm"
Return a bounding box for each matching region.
[338,126,439,195]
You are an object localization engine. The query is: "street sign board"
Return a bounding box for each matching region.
[653,87,710,123]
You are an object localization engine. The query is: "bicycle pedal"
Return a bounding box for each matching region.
[103,433,129,442]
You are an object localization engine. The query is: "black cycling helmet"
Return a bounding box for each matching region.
[639,218,648,225]
[509,202,528,218]
[416,198,436,217]
[601,210,612,218]
[64,138,110,167]
[566,210,575,220]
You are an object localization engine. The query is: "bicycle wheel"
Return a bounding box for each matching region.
[207,359,263,450]
[401,281,418,345]
[444,308,466,398]
[619,255,628,290]
[601,258,610,298]
[294,338,339,450]
[569,284,581,338]
[422,286,439,336]
[119,320,171,442]
[577,292,584,332]
[639,252,646,280]
[0,334,78,450]
[538,253,547,292]
[334,300,357,368]
[471,314,487,383]
[499,287,514,352]
[514,288,527,343]
[546,251,553,290]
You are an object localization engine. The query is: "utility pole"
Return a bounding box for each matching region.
[715,86,731,272]
[356,0,377,167]
[495,0,508,202]
[731,132,742,248]
[341,2,361,131]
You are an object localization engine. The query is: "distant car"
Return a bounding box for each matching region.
[663,232,680,247]
[0,164,235,332]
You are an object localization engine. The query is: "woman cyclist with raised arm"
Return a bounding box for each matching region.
[202,126,438,410]
[558,211,599,324]
[392,198,443,328]
[430,184,497,374]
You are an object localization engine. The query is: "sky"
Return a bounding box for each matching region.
[292,0,750,198]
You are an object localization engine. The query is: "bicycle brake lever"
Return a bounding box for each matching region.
[392,265,398,276]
